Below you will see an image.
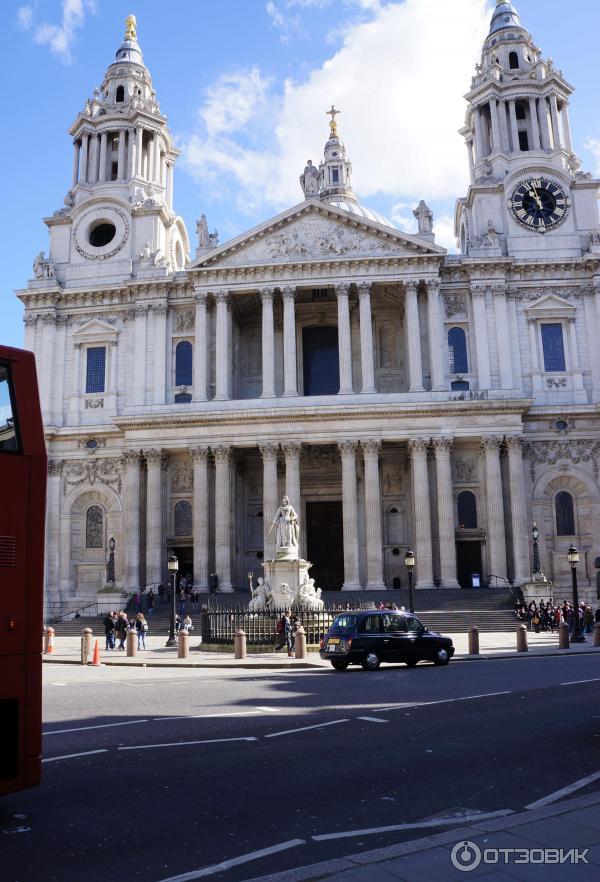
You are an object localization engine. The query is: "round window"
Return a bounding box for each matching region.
[86,439,98,449]
[89,222,116,248]
[392,548,400,556]
[555,420,569,433]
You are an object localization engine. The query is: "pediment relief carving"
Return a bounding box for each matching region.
[524,293,575,318]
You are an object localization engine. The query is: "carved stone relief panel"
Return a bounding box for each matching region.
[453,455,478,484]
[171,462,193,493]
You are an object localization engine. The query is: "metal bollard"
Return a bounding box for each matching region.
[516,625,528,653]
[81,628,93,665]
[294,625,307,659]
[178,630,190,658]
[126,630,137,657]
[558,622,570,650]
[44,626,55,654]
[468,626,480,656]
[594,623,600,648]
[234,628,246,660]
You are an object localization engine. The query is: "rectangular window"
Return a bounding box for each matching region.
[331,168,339,183]
[86,346,106,393]
[518,130,529,151]
[541,323,566,372]
[0,363,19,452]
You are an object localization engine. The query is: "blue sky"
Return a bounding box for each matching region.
[3,0,600,349]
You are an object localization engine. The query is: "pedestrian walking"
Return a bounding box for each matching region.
[182,614,193,632]
[116,611,128,650]
[209,573,219,594]
[275,610,293,656]
[103,611,116,650]
[146,589,155,617]
[136,613,148,649]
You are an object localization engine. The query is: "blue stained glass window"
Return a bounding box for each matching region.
[175,341,193,387]
[448,327,468,374]
[541,323,566,372]
[86,347,106,393]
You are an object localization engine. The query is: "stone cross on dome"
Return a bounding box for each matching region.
[326,105,340,137]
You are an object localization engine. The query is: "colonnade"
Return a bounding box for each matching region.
[72,126,172,194]
[471,93,572,162]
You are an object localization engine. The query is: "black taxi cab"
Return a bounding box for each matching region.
[319,609,455,671]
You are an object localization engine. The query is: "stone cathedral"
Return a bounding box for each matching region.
[19,3,600,612]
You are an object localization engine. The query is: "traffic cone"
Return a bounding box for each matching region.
[90,639,101,666]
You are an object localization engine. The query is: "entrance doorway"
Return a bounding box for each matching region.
[306,501,344,589]
[172,546,193,585]
[302,326,340,395]
[456,541,483,589]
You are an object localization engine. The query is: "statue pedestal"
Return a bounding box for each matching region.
[96,585,129,614]
[263,557,312,609]
[521,579,554,604]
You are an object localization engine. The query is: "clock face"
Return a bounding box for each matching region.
[510,177,569,233]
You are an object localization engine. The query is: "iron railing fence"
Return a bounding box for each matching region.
[201,608,347,646]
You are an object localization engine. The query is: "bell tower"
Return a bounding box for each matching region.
[455,1,600,259]
[43,14,189,286]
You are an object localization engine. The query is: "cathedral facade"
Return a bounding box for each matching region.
[19,4,600,612]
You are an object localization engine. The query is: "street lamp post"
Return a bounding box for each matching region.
[532,523,541,574]
[405,549,416,614]
[165,550,179,647]
[567,545,586,643]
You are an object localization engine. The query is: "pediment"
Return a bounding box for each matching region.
[72,319,119,342]
[524,294,575,317]
[191,199,445,270]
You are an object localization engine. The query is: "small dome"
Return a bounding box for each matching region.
[326,198,393,228]
[115,37,144,65]
[489,2,522,35]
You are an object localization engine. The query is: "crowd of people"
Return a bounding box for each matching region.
[515,598,600,634]
[102,610,149,650]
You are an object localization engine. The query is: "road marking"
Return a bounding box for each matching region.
[312,809,514,842]
[375,691,512,712]
[525,771,600,810]
[561,678,600,686]
[49,682,67,687]
[153,711,259,722]
[357,716,389,723]
[44,719,149,736]
[43,749,108,763]
[118,736,258,751]
[255,706,280,712]
[154,839,306,881]
[264,719,349,738]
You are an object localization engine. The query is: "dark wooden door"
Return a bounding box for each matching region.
[306,501,344,590]
[173,546,194,584]
[456,541,483,589]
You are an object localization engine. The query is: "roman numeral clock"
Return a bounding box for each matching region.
[510,177,570,232]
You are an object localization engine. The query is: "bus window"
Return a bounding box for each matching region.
[0,364,19,452]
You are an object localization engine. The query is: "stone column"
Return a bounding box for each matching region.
[338,441,361,590]
[529,98,541,150]
[539,98,551,150]
[193,291,208,402]
[432,438,459,588]
[147,135,155,183]
[335,283,353,394]
[471,285,491,390]
[39,314,56,416]
[136,126,144,177]
[122,450,141,590]
[98,131,108,182]
[127,128,136,178]
[191,447,210,591]
[154,137,162,182]
[80,132,89,184]
[505,436,530,585]
[260,287,276,399]
[357,283,376,394]
[23,315,36,353]
[282,442,302,521]
[474,107,486,160]
[467,139,475,177]
[549,94,561,149]
[489,97,501,152]
[109,339,118,396]
[405,281,424,392]
[133,303,147,405]
[89,134,99,184]
[408,439,434,589]
[166,161,174,207]
[509,100,520,152]
[260,444,279,561]
[481,436,507,579]
[214,290,230,401]
[498,99,510,153]
[426,279,446,391]
[561,102,574,153]
[492,284,513,389]
[213,446,233,591]
[117,128,126,180]
[45,460,62,609]
[71,140,81,187]
[144,449,163,589]
[528,319,542,393]
[567,317,584,392]
[281,286,298,397]
[152,302,167,405]
[362,440,385,590]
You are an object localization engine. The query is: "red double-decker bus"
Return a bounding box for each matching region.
[0,345,46,794]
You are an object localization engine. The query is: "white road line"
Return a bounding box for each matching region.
[154,839,306,882]
[153,711,259,722]
[375,691,512,712]
[43,749,108,763]
[255,706,280,712]
[561,678,600,686]
[44,719,149,736]
[525,771,600,810]
[118,736,258,751]
[357,716,389,724]
[265,719,349,738]
[312,809,514,842]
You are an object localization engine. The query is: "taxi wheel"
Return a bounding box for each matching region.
[361,651,381,672]
[331,660,349,672]
[433,647,451,666]
[405,658,418,668]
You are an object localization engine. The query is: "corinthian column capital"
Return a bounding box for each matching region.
[338,440,358,458]
[362,439,381,457]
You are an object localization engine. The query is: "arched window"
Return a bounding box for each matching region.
[174,500,192,536]
[175,340,193,387]
[448,327,468,374]
[457,491,477,529]
[86,505,104,548]
[116,85,125,103]
[555,491,575,536]
[509,51,519,69]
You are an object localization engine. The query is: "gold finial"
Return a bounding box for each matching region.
[124,14,137,41]
[326,104,340,137]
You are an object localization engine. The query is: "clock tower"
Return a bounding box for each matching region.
[455,0,600,259]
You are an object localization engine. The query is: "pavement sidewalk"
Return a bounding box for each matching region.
[246,791,600,881]
[42,630,600,668]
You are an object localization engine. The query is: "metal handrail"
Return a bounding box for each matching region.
[46,601,101,623]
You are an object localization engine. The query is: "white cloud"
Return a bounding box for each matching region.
[182,0,492,219]
[16,5,33,30]
[200,68,274,138]
[32,0,96,64]
[583,138,600,176]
